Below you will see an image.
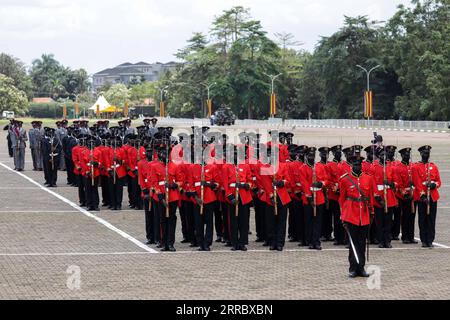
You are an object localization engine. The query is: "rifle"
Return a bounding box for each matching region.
[113,138,117,185]
[50,136,55,171]
[383,150,388,213]
[200,147,205,216]
[273,159,278,216]
[426,162,431,215]
[312,157,317,217]
[409,146,415,214]
[165,141,170,218]
[90,140,95,186]
[235,162,240,217]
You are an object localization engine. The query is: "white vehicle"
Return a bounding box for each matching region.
[1,111,15,119]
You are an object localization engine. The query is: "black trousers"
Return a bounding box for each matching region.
[179,199,189,241]
[76,174,86,206]
[392,204,401,239]
[347,223,369,273]
[108,176,125,208]
[288,200,298,241]
[229,199,250,247]
[152,200,161,244]
[144,198,154,242]
[330,200,344,244]
[100,175,110,206]
[46,159,59,185]
[7,135,13,157]
[222,202,230,242]
[321,202,333,239]
[183,200,196,244]
[43,157,49,184]
[158,201,178,248]
[129,176,142,209]
[400,199,416,241]
[254,198,266,241]
[65,156,75,184]
[288,199,304,243]
[127,176,134,206]
[84,176,100,209]
[265,199,288,248]
[214,200,224,238]
[375,207,393,245]
[193,202,214,249]
[305,204,324,247]
[417,200,437,245]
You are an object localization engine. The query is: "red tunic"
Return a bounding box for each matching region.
[339,172,374,226]
[188,163,217,205]
[80,147,102,178]
[149,161,182,203]
[258,162,291,206]
[396,161,415,200]
[412,162,441,202]
[285,160,304,201]
[223,163,253,205]
[300,163,328,206]
[372,161,398,208]
[326,160,341,201]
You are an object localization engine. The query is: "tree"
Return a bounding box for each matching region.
[129,81,157,105]
[0,53,33,99]
[0,74,29,115]
[104,83,131,107]
[383,0,449,120]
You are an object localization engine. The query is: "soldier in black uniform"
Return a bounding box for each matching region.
[42,128,62,187]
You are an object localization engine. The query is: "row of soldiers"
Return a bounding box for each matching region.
[38,120,441,258]
[5,119,441,274]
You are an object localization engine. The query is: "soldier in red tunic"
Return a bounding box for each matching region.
[318,146,333,242]
[339,155,374,278]
[372,146,398,248]
[259,144,291,251]
[300,147,328,250]
[396,147,418,244]
[150,143,182,252]
[81,135,102,211]
[105,136,128,210]
[72,133,87,207]
[223,145,253,251]
[327,145,345,245]
[412,145,441,248]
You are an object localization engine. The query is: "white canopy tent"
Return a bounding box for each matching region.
[89,95,111,112]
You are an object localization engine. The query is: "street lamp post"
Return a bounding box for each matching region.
[157,85,169,117]
[202,82,216,118]
[356,64,380,124]
[263,73,282,118]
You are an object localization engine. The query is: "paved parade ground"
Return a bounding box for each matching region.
[0,125,449,300]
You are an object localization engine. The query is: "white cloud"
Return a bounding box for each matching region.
[0,0,412,73]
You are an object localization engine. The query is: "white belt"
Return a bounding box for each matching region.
[252,177,257,181]
[377,185,390,191]
[296,183,301,187]
[422,181,435,185]
[310,187,321,192]
[195,181,210,187]
[158,181,165,186]
[229,183,236,187]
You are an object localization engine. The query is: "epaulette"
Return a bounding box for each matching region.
[340,173,349,180]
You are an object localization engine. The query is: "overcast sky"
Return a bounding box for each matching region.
[0,0,412,74]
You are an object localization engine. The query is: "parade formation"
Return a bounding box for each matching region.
[4,118,442,277]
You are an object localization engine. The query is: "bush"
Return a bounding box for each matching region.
[28,102,90,119]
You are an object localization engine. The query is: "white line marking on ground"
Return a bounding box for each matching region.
[0,252,150,257]
[413,238,450,249]
[0,210,80,213]
[0,161,158,254]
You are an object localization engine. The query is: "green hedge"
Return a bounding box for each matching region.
[28,102,90,119]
